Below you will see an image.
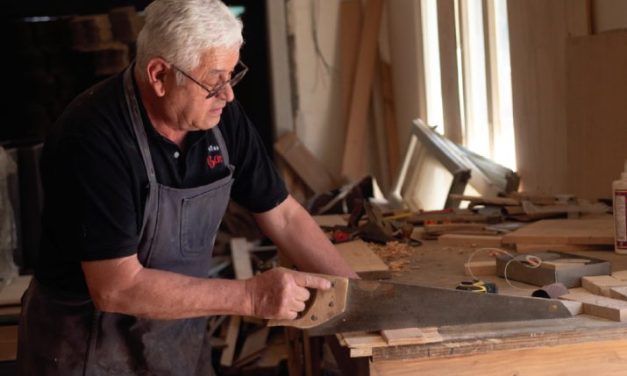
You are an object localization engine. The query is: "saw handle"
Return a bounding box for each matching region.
[268,274,349,329]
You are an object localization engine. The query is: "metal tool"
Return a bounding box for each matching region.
[269,275,574,336]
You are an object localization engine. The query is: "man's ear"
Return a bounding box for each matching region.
[145,58,171,97]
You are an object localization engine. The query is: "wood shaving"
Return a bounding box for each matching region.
[369,241,414,271]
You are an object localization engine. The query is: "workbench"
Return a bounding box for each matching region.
[325,240,627,376]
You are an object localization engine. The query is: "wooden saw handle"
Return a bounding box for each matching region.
[268,274,349,329]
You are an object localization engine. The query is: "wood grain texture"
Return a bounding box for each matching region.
[335,240,389,273]
[561,288,627,321]
[370,339,627,376]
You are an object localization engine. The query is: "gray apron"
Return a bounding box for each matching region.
[17,66,234,375]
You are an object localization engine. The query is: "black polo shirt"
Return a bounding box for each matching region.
[35,70,288,294]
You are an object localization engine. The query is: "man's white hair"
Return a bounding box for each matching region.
[136,0,243,82]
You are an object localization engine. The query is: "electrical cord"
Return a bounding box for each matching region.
[465,247,543,291]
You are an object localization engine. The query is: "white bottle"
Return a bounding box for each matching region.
[614,160,627,254]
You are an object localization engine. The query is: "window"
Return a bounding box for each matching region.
[420,0,516,171]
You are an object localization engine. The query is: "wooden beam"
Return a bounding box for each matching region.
[437,0,463,144]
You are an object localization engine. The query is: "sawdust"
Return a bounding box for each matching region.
[369,241,414,271]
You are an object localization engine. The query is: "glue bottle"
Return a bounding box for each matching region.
[614,160,627,254]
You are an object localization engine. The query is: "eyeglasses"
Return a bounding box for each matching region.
[171,61,248,99]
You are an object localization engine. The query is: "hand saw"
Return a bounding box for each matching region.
[268,275,574,336]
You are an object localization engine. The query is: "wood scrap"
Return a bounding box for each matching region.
[582,276,627,297]
[335,240,389,273]
[424,223,498,238]
[369,241,413,271]
[515,243,610,253]
[560,288,627,321]
[381,327,442,346]
[438,234,502,248]
[274,132,337,194]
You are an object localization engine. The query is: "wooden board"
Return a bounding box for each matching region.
[463,260,496,276]
[566,31,627,199]
[502,218,614,245]
[0,275,32,306]
[335,240,389,273]
[380,327,442,346]
[582,275,627,297]
[274,132,337,194]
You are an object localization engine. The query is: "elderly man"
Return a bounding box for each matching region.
[17,0,356,374]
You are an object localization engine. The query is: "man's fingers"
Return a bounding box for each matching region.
[292,272,331,290]
[293,286,311,301]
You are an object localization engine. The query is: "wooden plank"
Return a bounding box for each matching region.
[335,240,389,273]
[560,288,627,321]
[515,243,609,253]
[582,275,627,297]
[566,31,627,199]
[380,327,442,346]
[274,132,337,194]
[220,315,241,367]
[380,61,400,179]
[437,0,463,144]
[438,234,503,248]
[234,326,270,367]
[341,0,384,181]
[230,238,254,279]
[370,339,627,376]
[565,0,592,37]
[502,218,614,245]
[0,275,32,306]
[340,0,362,127]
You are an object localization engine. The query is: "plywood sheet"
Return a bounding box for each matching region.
[335,240,389,273]
[502,217,614,245]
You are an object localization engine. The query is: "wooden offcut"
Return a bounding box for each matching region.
[381,327,442,346]
[335,240,389,273]
[560,288,627,321]
[274,132,337,194]
[582,276,627,297]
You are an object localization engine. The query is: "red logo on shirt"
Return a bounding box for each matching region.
[207,154,224,168]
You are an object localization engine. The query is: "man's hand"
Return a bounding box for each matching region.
[244,267,332,320]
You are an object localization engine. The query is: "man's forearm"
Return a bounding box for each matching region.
[256,196,358,278]
[83,257,252,320]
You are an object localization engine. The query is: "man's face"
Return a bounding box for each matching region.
[168,47,240,131]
